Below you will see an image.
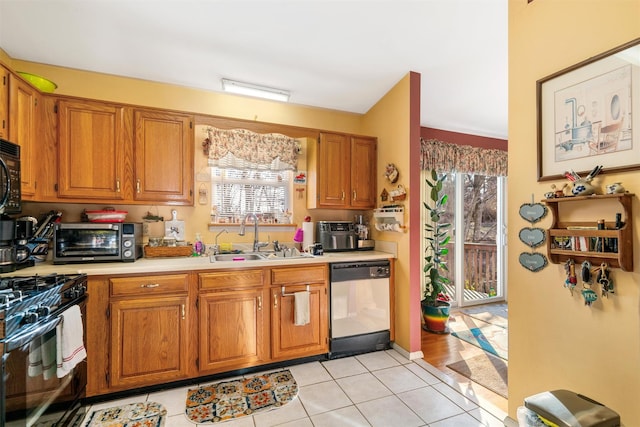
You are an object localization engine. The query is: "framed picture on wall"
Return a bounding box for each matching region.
[537,38,640,181]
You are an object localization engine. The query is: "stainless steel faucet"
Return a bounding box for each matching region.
[212,229,228,255]
[239,213,268,252]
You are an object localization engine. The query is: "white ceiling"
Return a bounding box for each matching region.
[0,0,508,139]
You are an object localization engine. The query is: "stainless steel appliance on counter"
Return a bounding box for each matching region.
[328,260,391,358]
[0,273,88,426]
[354,215,374,251]
[316,221,357,252]
[53,222,143,264]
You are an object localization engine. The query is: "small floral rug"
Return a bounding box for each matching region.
[185,369,298,423]
[85,401,166,427]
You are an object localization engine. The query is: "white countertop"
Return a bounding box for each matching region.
[2,250,395,277]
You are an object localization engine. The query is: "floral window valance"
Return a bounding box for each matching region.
[205,127,300,171]
[420,138,508,177]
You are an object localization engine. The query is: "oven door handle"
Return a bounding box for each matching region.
[4,315,62,353]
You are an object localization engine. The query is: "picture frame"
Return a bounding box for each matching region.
[537,38,640,181]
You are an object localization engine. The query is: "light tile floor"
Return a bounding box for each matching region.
[81,349,508,426]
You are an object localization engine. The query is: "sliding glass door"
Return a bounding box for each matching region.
[422,171,507,307]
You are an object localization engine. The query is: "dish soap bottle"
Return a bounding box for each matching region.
[194,232,204,256]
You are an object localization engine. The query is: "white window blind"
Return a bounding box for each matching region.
[211,168,291,222]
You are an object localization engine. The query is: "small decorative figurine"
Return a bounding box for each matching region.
[565,165,602,196]
[606,182,625,194]
[547,183,568,198]
[384,163,399,183]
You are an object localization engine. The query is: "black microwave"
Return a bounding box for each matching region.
[0,138,22,215]
[53,222,142,264]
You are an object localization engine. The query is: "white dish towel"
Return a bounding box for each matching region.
[42,330,57,380]
[294,291,310,326]
[56,305,87,378]
[28,340,43,377]
[27,329,57,379]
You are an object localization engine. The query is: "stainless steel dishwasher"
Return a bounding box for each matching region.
[329,260,391,358]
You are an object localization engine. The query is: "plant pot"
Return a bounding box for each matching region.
[421,300,451,334]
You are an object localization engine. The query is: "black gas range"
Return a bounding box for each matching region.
[0,272,88,426]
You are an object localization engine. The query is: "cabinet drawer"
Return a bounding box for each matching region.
[199,269,264,290]
[110,274,189,297]
[271,265,326,285]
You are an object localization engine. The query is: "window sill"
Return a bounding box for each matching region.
[208,223,298,232]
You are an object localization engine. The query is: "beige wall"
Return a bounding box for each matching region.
[362,73,416,353]
[508,0,640,423]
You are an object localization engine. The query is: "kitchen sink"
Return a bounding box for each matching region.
[261,251,314,260]
[210,253,266,262]
[210,250,314,262]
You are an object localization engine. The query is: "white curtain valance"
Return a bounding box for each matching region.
[205,127,299,171]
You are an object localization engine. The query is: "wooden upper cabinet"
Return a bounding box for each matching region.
[9,75,39,197]
[133,109,194,205]
[57,99,126,200]
[308,132,376,209]
[350,136,377,209]
[0,66,8,139]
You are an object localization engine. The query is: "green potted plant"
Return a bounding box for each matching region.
[421,169,452,333]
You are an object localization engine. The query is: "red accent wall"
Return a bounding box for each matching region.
[421,127,508,151]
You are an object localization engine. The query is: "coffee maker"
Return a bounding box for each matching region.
[0,215,16,273]
[0,216,34,273]
[354,215,375,250]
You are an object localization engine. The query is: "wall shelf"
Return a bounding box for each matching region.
[543,193,634,271]
[373,206,404,232]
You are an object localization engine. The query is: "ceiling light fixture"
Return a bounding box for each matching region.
[221,78,290,102]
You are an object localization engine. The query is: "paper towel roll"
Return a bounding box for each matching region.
[302,222,314,251]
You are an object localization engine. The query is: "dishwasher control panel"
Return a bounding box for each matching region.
[330,260,391,282]
[369,265,390,278]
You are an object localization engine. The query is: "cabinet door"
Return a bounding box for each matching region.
[198,288,268,373]
[57,99,126,200]
[110,295,189,388]
[350,136,377,209]
[133,109,193,204]
[316,132,350,208]
[0,66,8,139]
[270,282,328,360]
[9,75,38,197]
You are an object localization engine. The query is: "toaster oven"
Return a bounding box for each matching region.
[53,222,143,264]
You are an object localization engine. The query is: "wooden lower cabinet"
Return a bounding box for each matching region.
[87,265,329,396]
[198,269,268,373]
[109,295,189,388]
[270,282,328,360]
[198,289,268,372]
[199,265,328,371]
[270,265,328,361]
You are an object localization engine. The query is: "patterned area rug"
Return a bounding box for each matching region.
[460,303,508,329]
[85,401,166,427]
[449,312,508,360]
[447,353,508,398]
[185,369,298,423]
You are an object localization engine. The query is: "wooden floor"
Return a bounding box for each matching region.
[421,309,508,413]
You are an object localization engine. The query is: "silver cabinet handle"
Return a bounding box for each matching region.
[136,179,141,193]
[257,295,262,311]
[116,179,121,192]
[273,293,278,309]
[141,283,160,288]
